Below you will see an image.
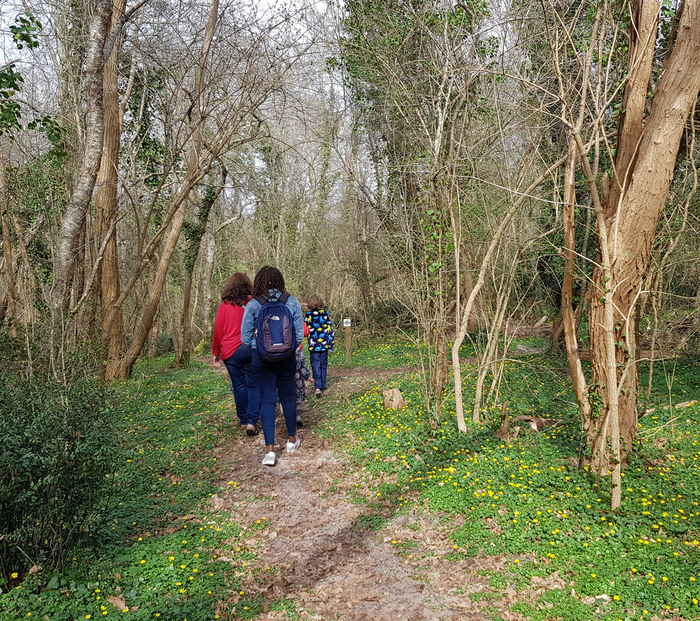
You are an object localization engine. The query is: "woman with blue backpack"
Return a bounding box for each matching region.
[240,266,305,466]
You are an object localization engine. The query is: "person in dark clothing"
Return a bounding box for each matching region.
[241,266,304,466]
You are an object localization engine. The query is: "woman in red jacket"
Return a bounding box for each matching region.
[212,272,260,435]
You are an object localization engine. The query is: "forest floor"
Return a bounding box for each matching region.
[201,357,516,621]
[2,335,699,621]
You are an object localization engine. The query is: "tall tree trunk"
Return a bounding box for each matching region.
[96,0,128,380]
[176,0,221,368]
[587,0,700,465]
[562,137,591,422]
[55,0,112,301]
[71,220,87,311]
[0,151,17,329]
[179,275,192,368]
[179,179,223,368]
[11,214,38,323]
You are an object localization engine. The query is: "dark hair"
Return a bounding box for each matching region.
[252,266,286,297]
[221,272,253,305]
[307,293,324,310]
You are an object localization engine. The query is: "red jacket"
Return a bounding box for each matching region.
[212,300,248,360]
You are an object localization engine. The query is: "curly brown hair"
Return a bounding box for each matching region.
[252,266,286,297]
[221,272,253,305]
[307,294,324,310]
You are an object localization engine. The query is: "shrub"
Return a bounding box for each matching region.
[156,332,174,356]
[0,376,118,585]
[0,325,102,382]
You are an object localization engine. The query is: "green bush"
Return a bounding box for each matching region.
[0,377,118,585]
[0,325,103,382]
[156,332,174,355]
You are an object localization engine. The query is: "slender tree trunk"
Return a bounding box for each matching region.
[473,255,517,421]
[361,210,376,309]
[114,181,189,378]
[201,219,216,343]
[177,0,220,368]
[550,313,564,351]
[11,215,38,317]
[179,179,222,368]
[96,0,128,380]
[561,137,591,421]
[69,220,86,311]
[150,313,159,371]
[452,155,568,430]
[10,214,36,324]
[55,0,112,300]
[179,275,192,368]
[0,151,17,328]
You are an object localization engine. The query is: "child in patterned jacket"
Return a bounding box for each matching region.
[304,294,334,398]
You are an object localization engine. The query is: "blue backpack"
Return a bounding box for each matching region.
[254,292,297,362]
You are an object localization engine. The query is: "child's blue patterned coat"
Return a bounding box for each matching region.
[304,309,335,352]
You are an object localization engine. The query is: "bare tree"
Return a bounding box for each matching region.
[540,0,700,508]
[54,0,113,300]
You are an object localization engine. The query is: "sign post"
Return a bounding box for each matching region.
[343,318,352,364]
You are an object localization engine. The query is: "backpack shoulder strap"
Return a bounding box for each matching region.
[279,292,290,304]
[255,295,268,306]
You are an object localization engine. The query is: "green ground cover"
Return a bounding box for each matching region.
[0,358,275,620]
[330,351,700,620]
[328,330,483,369]
[3,339,700,621]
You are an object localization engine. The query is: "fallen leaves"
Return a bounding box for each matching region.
[107,594,126,610]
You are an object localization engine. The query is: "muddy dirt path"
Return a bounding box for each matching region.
[202,360,521,621]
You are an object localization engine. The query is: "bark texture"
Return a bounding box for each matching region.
[587,0,700,463]
[178,180,221,368]
[201,219,216,342]
[561,137,591,421]
[176,0,220,368]
[1,151,16,323]
[96,0,128,379]
[55,0,113,300]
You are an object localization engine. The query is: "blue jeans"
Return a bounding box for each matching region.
[252,350,296,446]
[310,350,328,390]
[223,345,260,426]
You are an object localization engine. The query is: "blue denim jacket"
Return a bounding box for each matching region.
[241,289,304,350]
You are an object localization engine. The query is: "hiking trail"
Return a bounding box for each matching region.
[201,358,527,621]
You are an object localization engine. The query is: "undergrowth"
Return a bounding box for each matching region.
[0,359,265,620]
[3,341,700,621]
[330,352,700,620]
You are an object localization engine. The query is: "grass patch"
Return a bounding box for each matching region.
[4,340,700,620]
[356,513,389,531]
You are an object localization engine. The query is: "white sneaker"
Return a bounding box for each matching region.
[286,438,301,452]
[262,452,277,466]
